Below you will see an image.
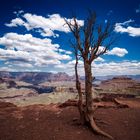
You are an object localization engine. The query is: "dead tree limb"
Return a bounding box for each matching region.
[65,11,115,140]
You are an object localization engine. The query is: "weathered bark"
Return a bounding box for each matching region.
[84,60,93,110]
[83,60,114,140]
[75,56,85,124]
[88,114,114,140]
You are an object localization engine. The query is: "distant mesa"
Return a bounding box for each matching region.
[0,72,75,85]
[96,76,140,96]
[112,76,132,80]
[0,71,140,86]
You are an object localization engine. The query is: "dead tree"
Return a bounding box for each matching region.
[71,43,85,124]
[65,12,115,140]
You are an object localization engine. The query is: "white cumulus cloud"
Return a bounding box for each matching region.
[2,11,84,70]
[53,60,140,76]
[107,47,128,57]
[95,57,105,62]
[5,12,84,37]
[97,46,128,57]
[0,33,72,68]
[114,19,140,37]
[93,61,140,76]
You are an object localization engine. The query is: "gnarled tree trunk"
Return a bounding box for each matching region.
[83,60,114,140]
[84,60,93,112]
[65,11,115,139]
[75,56,85,124]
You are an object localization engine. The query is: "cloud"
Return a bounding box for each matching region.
[93,61,140,76]
[97,46,128,57]
[136,5,140,13]
[114,19,140,37]
[13,10,24,15]
[5,61,33,68]
[107,47,128,57]
[1,49,140,76]
[105,19,108,23]
[0,66,17,72]
[95,57,105,62]
[53,59,140,76]
[0,48,31,62]
[58,49,72,55]
[5,12,84,37]
[107,10,113,16]
[54,59,84,75]
[5,18,25,27]
[1,11,139,76]
[0,32,72,68]
[2,11,84,70]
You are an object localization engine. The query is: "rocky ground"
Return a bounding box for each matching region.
[0,76,140,140]
[0,98,140,140]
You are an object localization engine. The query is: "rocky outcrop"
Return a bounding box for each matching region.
[0,77,17,88]
[0,78,4,84]
[96,76,140,96]
[7,80,17,88]
[54,87,77,93]
[0,72,75,84]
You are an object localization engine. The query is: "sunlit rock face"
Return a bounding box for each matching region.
[95,76,140,96]
[0,72,75,84]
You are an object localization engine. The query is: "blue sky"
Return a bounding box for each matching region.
[0,0,140,76]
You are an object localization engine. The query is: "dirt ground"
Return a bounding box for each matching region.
[0,98,140,140]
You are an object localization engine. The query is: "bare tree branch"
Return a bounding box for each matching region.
[65,11,116,140]
[64,18,85,58]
